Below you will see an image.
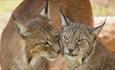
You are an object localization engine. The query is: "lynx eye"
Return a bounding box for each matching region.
[77,40,81,44]
[76,39,85,44]
[76,39,81,44]
[40,40,52,47]
[44,41,52,47]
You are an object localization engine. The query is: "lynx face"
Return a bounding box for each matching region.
[60,24,95,67]
[59,12,105,68]
[15,16,60,62]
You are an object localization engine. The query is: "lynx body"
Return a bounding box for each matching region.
[60,15,115,70]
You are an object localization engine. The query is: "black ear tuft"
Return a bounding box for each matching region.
[40,0,48,17]
[60,8,71,27]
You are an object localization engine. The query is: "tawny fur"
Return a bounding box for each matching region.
[0,0,93,70]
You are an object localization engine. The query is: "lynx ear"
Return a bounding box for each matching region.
[15,21,31,37]
[60,9,71,27]
[13,15,31,37]
[91,19,106,39]
[16,22,31,37]
[40,1,48,17]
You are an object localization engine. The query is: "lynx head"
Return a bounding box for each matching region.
[13,13,60,62]
[59,12,106,66]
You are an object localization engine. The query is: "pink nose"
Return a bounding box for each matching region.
[68,49,74,53]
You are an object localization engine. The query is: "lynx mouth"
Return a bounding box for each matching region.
[64,46,95,67]
[65,54,83,65]
[40,51,58,61]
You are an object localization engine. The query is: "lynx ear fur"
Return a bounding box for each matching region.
[40,1,48,17]
[92,18,106,38]
[12,15,31,37]
[15,21,31,37]
[60,9,71,27]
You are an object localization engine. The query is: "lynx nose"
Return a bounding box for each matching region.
[63,43,75,54]
[64,47,74,54]
[67,44,75,53]
[68,49,73,53]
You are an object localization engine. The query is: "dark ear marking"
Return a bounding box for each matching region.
[91,18,106,40]
[45,0,48,14]
[60,8,71,27]
[40,0,48,17]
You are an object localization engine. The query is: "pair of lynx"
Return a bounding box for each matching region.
[13,5,115,70]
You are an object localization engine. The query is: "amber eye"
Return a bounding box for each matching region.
[77,39,81,43]
[76,39,81,44]
[76,39,85,44]
[44,42,49,45]
[44,41,51,47]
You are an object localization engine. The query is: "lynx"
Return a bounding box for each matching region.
[48,0,93,30]
[59,14,115,70]
[7,0,93,31]
[0,8,61,70]
[0,0,93,70]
